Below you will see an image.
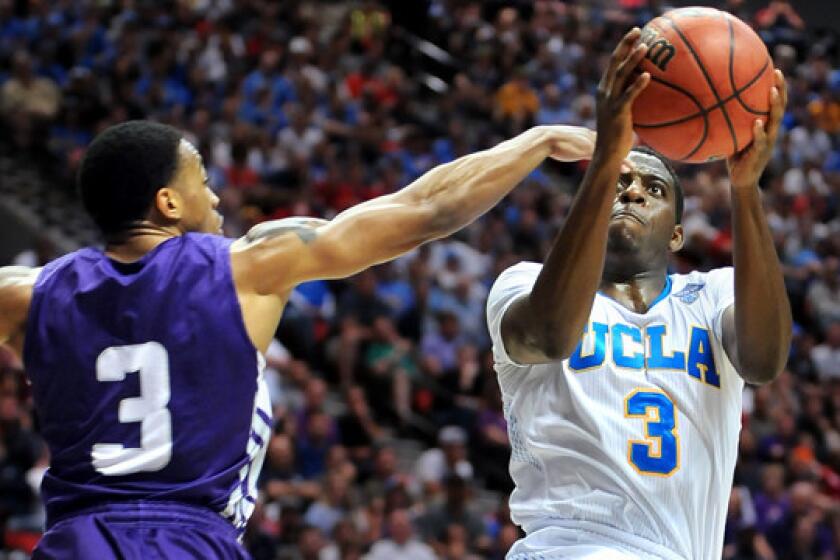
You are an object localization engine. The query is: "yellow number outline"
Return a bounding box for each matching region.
[623,388,680,477]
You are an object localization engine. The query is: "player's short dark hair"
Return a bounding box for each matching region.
[631,146,684,224]
[78,121,183,235]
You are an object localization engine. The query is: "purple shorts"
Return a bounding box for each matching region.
[33,501,251,560]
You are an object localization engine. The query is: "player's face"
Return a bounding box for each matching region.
[607,152,682,257]
[172,140,223,235]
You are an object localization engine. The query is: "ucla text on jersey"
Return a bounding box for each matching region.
[568,321,719,387]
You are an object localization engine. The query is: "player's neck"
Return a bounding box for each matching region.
[599,267,669,314]
[104,223,183,263]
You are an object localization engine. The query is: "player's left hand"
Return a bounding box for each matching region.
[726,69,787,190]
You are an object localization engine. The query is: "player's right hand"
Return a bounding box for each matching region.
[594,27,650,159]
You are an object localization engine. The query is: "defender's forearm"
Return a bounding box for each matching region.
[731,186,792,382]
[403,127,564,239]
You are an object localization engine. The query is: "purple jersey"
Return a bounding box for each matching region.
[23,233,271,534]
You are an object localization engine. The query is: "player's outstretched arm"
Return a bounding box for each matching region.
[0,266,40,352]
[232,124,595,296]
[499,28,650,365]
[722,69,793,385]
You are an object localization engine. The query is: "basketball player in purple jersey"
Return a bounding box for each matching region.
[0,47,640,556]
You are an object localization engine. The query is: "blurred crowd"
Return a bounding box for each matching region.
[1,1,839,559]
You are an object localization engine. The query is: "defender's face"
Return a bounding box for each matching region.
[173,139,222,235]
[607,152,681,256]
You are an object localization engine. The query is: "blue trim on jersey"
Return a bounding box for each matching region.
[650,276,672,308]
[597,276,672,313]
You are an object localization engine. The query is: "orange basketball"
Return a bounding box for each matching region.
[631,7,774,163]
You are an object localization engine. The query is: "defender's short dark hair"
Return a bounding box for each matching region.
[78,121,183,235]
[631,146,684,224]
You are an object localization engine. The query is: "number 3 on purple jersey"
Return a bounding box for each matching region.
[624,389,679,476]
[91,342,173,476]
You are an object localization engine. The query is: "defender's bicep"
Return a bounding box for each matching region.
[233,198,438,296]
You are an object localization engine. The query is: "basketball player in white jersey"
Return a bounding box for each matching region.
[486,29,792,559]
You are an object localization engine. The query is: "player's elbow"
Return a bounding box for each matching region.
[738,345,789,386]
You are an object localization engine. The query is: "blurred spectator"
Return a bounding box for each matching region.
[297,411,337,480]
[364,508,435,560]
[420,312,465,380]
[417,474,487,554]
[296,525,327,560]
[806,258,840,333]
[303,470,354,536]
[494,69,539,132]
[811,322,840,381]
[337,385,383,467]
[755,0,806,51]
[362,316,415,425]
[295,377,338,443]
[363,445,402,503]
[1,50,60,123]
[414,426,474,493]
[334,270,392,385]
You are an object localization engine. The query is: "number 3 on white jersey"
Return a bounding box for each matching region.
[624,389,680,476]
[92,342,173,475]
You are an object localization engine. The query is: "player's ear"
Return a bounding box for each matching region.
[669,224,684,253]
[154,187,183,221]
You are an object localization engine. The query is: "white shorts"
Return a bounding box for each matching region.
[506,522,686,560]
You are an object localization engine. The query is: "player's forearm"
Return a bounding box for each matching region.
[402,127,563,239]
[730,185,792,382]
[530,151,622,351]
[519,150,623,359]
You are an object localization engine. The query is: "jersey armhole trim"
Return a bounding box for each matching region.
[494,292,531,369]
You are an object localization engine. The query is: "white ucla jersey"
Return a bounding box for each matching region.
[487,263,744,560]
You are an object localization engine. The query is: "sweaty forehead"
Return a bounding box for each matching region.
[627,152,671,184]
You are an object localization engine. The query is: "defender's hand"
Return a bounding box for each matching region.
[543,126,597,162]
[727,69,787,190]
[594,28,650,159]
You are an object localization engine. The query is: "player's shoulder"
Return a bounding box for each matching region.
[183,232,233,251]
[28,248,94,288]
[668,266,733,304]
[170,233,235,266]
[491,261,543,287]
[487,261,542,302]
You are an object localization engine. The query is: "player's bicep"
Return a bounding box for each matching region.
[235,195,439,296]
[298,195,438,280]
